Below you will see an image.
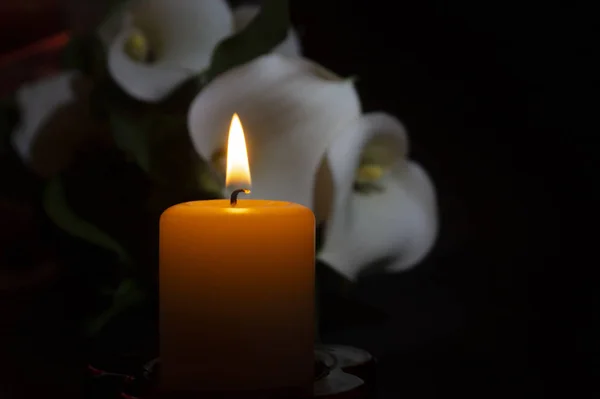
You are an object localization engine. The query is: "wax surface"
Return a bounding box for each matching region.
[159,200,315,392]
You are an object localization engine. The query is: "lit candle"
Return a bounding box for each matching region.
[159,114,315,394]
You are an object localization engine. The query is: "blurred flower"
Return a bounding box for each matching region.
[188,53,360,224]
[100,0,301,103]
[318,113,438,280]
[188,54,437,279]
[10,72,110,177]
[11,71,76,164]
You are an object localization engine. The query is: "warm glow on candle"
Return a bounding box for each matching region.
[160,111,315,392]
[226,113,252,189]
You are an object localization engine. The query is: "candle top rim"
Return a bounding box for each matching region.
[161,200,315,219]
[183,199,297,208]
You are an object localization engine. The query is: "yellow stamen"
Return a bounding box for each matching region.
[356,164,384,184]
[124,31,151,63]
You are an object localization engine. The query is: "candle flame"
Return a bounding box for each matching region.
[226,113,252,189]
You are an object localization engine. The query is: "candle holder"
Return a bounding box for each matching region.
[87,345,376,399]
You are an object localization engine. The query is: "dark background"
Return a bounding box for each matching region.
[1,0,596,398]
[291,1,595,397]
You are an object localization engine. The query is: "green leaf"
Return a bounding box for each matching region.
[109,111,153,173]
[206,0,290,81]
[109,109,220,215]
[43,176,131,265]
[85,278,146,336]
[158,73,206,110]
[110,111,192,179]
[103,0,130,21]
[62,34,106,77]
[109,109,215,194]
[109,110,188,176]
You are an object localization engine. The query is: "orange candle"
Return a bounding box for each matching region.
[159,114,315,393]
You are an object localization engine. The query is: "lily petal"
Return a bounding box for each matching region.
[323,113,408,238]
[107,0,233,102]
[318,112,437,280]
[188,54,361,215]
[314,368,364,396]
[131,0,233,70]
[108,28,193,102]
[387,161,438,272]
[11,72,78,162]
[232,5,302,57]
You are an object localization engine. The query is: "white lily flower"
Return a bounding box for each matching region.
[318,113,438,280]
[11,72,78,163]
[104,0,232,103]
[103,0,301,103]
[188,54,436,279]
[188,53,361,217]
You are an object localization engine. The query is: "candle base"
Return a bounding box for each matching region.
[88,345,375,398]
[150,387,312,399]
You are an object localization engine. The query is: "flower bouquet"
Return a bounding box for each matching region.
[0,0,438,396]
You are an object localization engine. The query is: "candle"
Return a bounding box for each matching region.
[159,114,315,394]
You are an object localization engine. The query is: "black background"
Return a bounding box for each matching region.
[1,0,596,398]
[289,0,596,397]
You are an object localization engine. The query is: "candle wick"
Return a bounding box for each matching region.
[230,189,251,206]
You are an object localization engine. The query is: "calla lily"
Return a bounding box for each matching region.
[10,72,111,177]
[102,0,301,103]
[318,113,438,280]
[188,53,361,221]
[11,72,78,164]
